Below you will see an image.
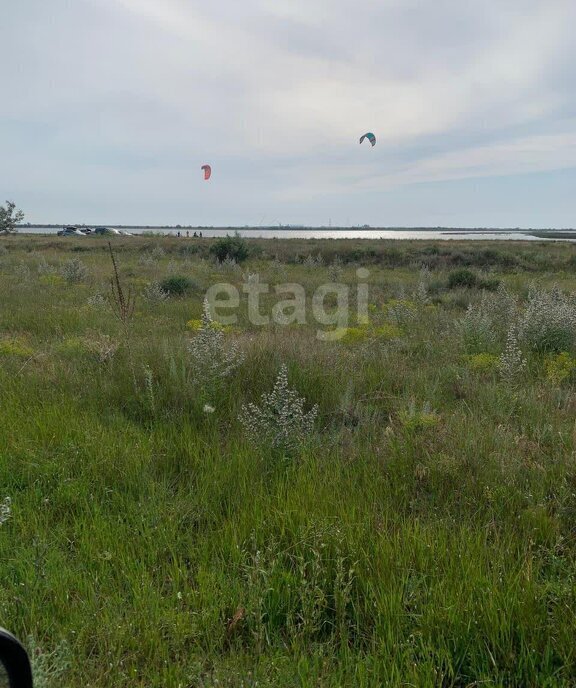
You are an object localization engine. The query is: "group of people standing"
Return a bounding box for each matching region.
[176,230,203,238]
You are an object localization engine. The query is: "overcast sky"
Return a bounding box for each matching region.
[2,0,576,227]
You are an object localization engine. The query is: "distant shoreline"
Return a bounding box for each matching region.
[17,224,576,232]
[12,225,576,243]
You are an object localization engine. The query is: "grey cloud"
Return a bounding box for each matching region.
[1,0,576,227]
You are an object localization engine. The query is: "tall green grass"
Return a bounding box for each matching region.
[0,236,576,686]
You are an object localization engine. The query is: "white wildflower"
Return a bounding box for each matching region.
[387,300,417,326]
[304,253,323,268]
[203,404,215,414]
[27,637,70,688]
[498,327,527,382]
[142,282,169,304]
[327,256,343,282]
[239,364,318,450]
[188,299,244,388]
[415,265,431,303]
[270,257,287,280]
[214,257,241,273]
[14,263,31,283]
[86,294,107,309]
[60,258,88,283]
[489,283,518,333]
[138,254,158,268]
[242,272,260,283]
[143,364,155,415]
[415,280,429,304]
[82,334,119,364]
[518,285,576,352]
[456,298,497,354]
[37,258,56,275]
[0,497,11,526]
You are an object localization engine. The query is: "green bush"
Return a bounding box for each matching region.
[209,233,249,263]
[159,275,196,296]
[447,269,478,289]
[477,277,500,291]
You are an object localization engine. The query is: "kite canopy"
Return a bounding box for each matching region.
[359,132,376,147]
[201,164,212,180]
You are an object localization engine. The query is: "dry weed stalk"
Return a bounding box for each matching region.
[107,242,137,390]
[108,242,135,325]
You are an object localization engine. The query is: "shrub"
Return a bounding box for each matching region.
[519,286,576,353]
[142,282,169,303]
[159,275,196,296]
[209,233,249,263]
[138,254,158,268]
[239,364,318,451]
[84,334,118,364]
[37,257,55,275]
[60,258,89,284]
[14,263,31,283]
[383,299,418,325]
[456,302,497,354]
[214,256,241,273]
[487,284,518,334]
[188,299,244,390]
[327,259,343,282]
[447,269,478,289]
[27,637,70,688]
[0,200,24,234]
[86,294,107,309]
[304,253,323,268]
[456,286,517,353]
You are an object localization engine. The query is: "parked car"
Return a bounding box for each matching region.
[78,227,93,234]
[57,225,75,236]
[94,227,121,236]
[57,226,86,237]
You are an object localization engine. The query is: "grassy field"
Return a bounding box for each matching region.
[1,235,576,686]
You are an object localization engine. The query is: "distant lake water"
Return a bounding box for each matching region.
[21,227,576,241]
